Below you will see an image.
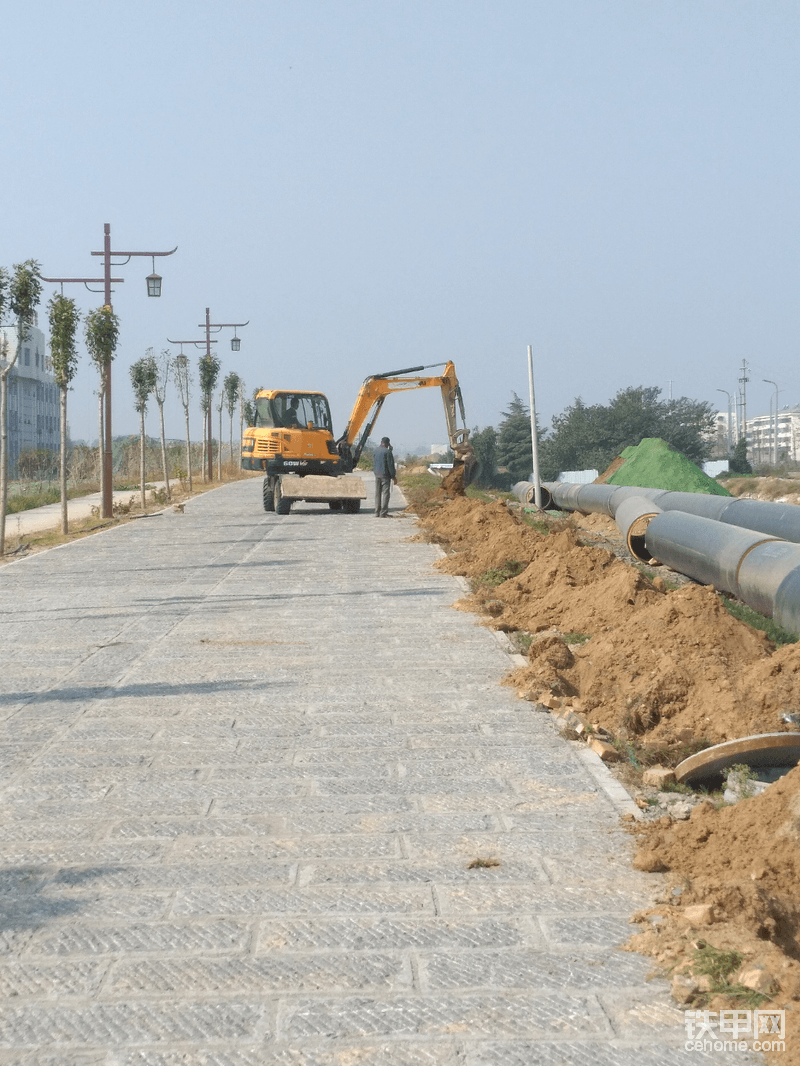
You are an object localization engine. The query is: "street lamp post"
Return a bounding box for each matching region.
[90,225,177,518]
[198,309,248,480]
[716,389,733,454]
[764,379,779,467]
[44,225,177,518]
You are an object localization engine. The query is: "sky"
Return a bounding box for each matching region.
[3,0,800,455]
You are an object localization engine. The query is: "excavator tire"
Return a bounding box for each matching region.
[263,477,275,512]
[274,480,292,515]
[342,499,361,514]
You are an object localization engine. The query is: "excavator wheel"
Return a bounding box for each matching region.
[274,479,292,515]
[262,477,275,512]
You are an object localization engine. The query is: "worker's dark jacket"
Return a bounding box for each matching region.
[373,445,396,479]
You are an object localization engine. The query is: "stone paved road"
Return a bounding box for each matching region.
[0,477,757,1065]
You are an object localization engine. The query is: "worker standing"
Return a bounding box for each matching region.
[373,436,397,517]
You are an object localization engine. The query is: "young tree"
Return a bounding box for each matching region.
[48,293,81,533]
[130,353,157,509]
[237,378,247,460]
[217,389,225,479]
[1,260,43,554]
[198,352,221,481]
[223,371,241,472]
[151,348,172,500]
[172,353,193,491]
[85,305,120,492]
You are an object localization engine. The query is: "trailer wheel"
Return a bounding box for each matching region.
[262,477,275,512]
[328,501,342,511]
[342,499,361,514]
[274,479,292,515]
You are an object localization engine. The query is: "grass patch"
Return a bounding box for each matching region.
[477,560,526,588]
[397,471,441,509]
[720,596,798,646]
[465,486,514,504]
[689,942,770,1008]
[563,632,591,646]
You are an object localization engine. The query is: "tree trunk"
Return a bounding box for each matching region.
[229,411,234,477]
[217,402,223,480]
[98,383,105,494]
[0,368,9,556]
[60,386,68,534]
[140,409,146,510]
[184,405,192,493]
[201,403,207,482]
[157,399,171,500]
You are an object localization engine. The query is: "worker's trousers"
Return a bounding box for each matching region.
[375,477,392,516]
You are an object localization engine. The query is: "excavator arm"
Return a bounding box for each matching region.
[336,361,476,485]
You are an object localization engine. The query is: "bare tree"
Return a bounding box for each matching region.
[172,353,193,491]
[47,294,81,534]
[1,261,42,554]
[130,353,157,509]
[151,347,171,499]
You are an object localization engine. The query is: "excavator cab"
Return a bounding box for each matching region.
[254,393,333,433]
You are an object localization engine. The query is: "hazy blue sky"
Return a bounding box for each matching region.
[3,1,800,454]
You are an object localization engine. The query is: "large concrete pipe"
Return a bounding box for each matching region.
[512,482,553,509]
[644,510,800,633]
[549,482,800,546]
[613,497,663,562]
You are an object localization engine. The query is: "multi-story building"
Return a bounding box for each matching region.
[715,407,800,465]
[0,319,61,475]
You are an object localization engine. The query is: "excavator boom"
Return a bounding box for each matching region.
[338,361,476,483]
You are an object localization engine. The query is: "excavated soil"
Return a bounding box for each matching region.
[414,489,800,1060]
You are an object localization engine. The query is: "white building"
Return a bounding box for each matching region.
[715,407,800,465]
[0,320,60,474]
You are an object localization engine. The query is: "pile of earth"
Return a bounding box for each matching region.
[598,436,731,495]
[412,490,800,1054]
[631,765,800,1058]
[426,497,800,746]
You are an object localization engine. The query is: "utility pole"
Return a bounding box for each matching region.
[526,345,542,509]
[738,360,750,443]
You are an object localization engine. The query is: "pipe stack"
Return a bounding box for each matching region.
[508,480,800,636]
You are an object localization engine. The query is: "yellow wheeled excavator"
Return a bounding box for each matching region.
[241,361,476,514]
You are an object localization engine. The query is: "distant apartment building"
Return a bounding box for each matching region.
[715,407,800,465]
[0,320,60,474]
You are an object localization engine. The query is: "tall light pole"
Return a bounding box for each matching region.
[89,225,177,517]
[198,309,248,481]
[764,379,779,466]
[716,389,733,454]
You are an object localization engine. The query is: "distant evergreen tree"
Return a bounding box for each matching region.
[496,393,533,485]
[729,436,752,475]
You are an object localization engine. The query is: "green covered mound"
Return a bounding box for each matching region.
[602,437,731,495]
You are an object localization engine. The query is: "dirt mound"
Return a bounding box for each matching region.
[600,436,731,495]
[507,583,779,744]
[631,767,800,1041]
[413,490,800,1049]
